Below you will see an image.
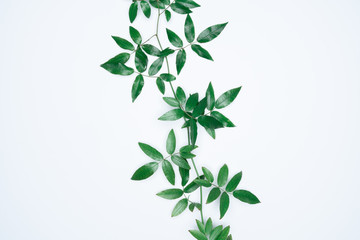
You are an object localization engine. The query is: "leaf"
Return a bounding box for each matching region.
[161,0,171,4]
[233,190,260,204]
[172,198,188,217]
[180,145,196,159]
[210,226,223,240]
[184,14,195,43]
[166,29,183,48]
[197,23,228,43]
[160,73,177,82]
[192,97,207,118]
[196,219,205,234]
[185,93,199,111]
[148,57,164,76]
[176,49,186,75]
[227,235,233,240]
[194,179,211,187]
[163,97,179,107]
[140,0,151,18]
[217,226,231,240]
[165,10,171,21]
[104,53,130,65]
[156,77,166,95]
[191,44,213,61]
[170,3,192,14]
[176,87,186,105]
[211,111,235,127]
[142,44,161,56]
[225,172,242,192]
[131,162,159,180]
[158,109,184,121]
[202,167,214,183]
[138,142,164,161]
[135,48,148,73]
[159,48,175,57]
[217,164,229,187]
[157,188,183,199]
[205,218,213,236]
[205,127,216,139]
[190,119,198,145]
[184,180,200,193]
[166,129,176,155]
[179,167,190,186]
[220,192,229,219]
[206,187,221,204]
[111,36,135,51]
[176,0,201,9]
[149,0,165,9]
[215,87,242,109]
[189,230,207,240]
[198,116,224,130]
[129,26,142,45]
[129,2,138,23]
[162,160,175,185]
[131,75,144,102]
[171,155,191,169]
[206,82,215,111]
[101,62,134,76]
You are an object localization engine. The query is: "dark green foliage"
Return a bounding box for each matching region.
[197,23,228,43]
[215,87,242,109]
[191,44,213,61]
[140,1,151,18]
[166,29,183,48]
[131,162,159,180]
[131,74,144,102]
[157,188,183,199]
[138,142,163,161]
[129,26,142,44]
[217,164,229,187]
[129,2,138,23]
[172,198,188,217]
[111,36,134,51]
[176,49,186,74]
[162,160,175,185]
[185,14,195,43]
[233,190,260,204]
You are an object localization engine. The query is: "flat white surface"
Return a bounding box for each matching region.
[1,0,360,239]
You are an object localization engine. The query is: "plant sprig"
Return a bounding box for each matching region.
[101,0,260,239]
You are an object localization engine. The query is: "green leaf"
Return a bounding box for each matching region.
[148,57,164,76]
[156,77,166,95]
[205,127,216,139]
[171,155,191,169]
[104,53,130,65]
[189,230,207,240]
[170,3,192,14]
[194,179,211,187]
[184,179,200,193]
[233,190,260,204]
[179,145,196,159]
[176,49,186,75]
[166,29,183,48]
[197,23,228,43]
[157,188,183,199]
[206,82,215,110]
[166,129,176,155]
[196,219,205,234]
[131,162,159,180]
[149,0,165,9]
[185,93,199,111]
[129,2,138,23]
[165,10,171,21]
[142,44,161,56]
[160,73,177,82]
[184,14,195,43]
[210,226,223,240]
[192,97,207,117]
[179,167,190,186]
[159,48,175,57]
[211,111,235,127]
[206,187,221,204]
[227,234,233,240]
[162,160,175,185]
[138,142,164,161]
[190,119,198,145]
[111,36,135,51]
[205,218,213,236]
[135,47,148,73]
[217,226,231,240]
[220,192,229,219]
[172,198,188,217]
[198,116,224,130]
[225,172,242,192]
[191,44,213,61]
[131,75,144,102]
[176,87,186,105]
[202,167,214,183]
[215,87,241,109]
[140,0,151,18]
[101,62,134,76]
[176,0,201,9]
[158,109,184,121]
[129,26,142,45]
[163,97,180,107]
[217,164,229,187]
[161,0,171,4]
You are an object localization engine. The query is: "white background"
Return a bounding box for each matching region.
[1,0,360,239]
